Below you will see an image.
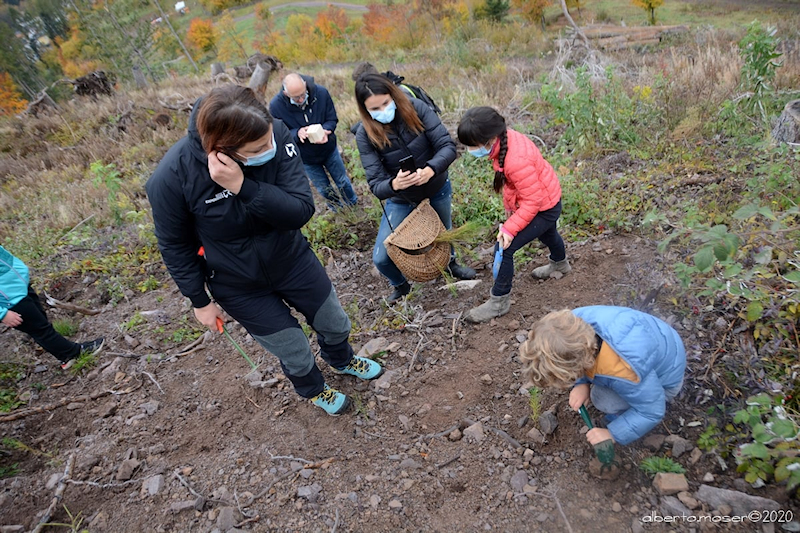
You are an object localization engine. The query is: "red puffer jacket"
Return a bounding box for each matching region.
[490,129,561,237]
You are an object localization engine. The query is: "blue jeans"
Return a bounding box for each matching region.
[493,201,565,297]
[304,149,358,211]
[373,180,453,287]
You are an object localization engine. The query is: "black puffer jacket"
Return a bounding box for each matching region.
[356,98,456,205]
[146,101,315,309]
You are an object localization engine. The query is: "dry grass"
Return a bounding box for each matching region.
[2,24,798,260]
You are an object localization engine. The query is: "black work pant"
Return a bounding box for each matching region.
[10,285,80,363]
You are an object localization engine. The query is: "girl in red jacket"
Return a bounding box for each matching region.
[457,107,571,323]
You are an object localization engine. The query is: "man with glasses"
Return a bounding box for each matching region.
[270,73,358,211]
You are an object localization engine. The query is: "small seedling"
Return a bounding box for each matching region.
[69,351,98,375]
[639,456,686,477]
[528,386,542,424]
[41,505,88,533]
[52,319,78,337]
[0,463,19,479]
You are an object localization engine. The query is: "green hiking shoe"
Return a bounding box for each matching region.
[310,384,350,416]
[333,356,384,380]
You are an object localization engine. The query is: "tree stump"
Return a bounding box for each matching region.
[772,99,800,145]
[25,91,58,117]
[132,66,147,89]
[74,71,115,98]
[248,64,275,97]
[211,62,226,77]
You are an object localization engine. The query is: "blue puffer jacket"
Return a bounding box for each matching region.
[574,306,686,445]
[0,245,30,320]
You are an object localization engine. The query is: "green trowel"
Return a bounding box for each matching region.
[578,405,616,468]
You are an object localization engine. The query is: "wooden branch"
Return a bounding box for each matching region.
[0,382,139,422]
[43,291,101,316]
[559,0,590,48]
[32,452,76,533]
[175,331,212,355]
[55,214,96,244]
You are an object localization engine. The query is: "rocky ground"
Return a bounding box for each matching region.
[1,231,798,533]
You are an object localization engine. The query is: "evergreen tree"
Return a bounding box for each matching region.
[476,0,510,23]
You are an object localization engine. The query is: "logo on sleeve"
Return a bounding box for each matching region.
[285,143,298,158]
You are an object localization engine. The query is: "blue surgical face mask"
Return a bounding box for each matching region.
[468,145,491,158]
[238,133,276,166]
[369,100,396,124]
[289,90,308,107]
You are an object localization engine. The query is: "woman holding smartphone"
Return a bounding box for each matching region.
[354,73,475,303]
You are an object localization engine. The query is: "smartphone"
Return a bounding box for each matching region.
[398,155,417,174]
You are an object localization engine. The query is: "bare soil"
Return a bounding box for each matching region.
[0,230,796,532]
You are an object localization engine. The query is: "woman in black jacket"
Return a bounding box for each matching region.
[354,74,475,303]
[146,85,382,416]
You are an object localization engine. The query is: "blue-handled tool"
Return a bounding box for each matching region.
[492,244,503,279]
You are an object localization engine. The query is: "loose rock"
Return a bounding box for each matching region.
[463,422,485,443]
[652,473,688,495]
[538,411,558,435]
[694,484,781,516]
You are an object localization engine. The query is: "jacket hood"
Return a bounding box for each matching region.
[187,97,209,164]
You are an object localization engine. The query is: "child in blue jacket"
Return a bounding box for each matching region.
[520,306,686,446]
[0,245,103,369]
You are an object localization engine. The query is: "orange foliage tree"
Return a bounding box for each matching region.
[186,18,217,54]
[0,73,28,116]
[315,5,348,41]
[363,3,414,48]
[512,0,550,30]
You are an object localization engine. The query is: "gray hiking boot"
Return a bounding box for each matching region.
[531,258,571,279]
[464,293,511,324]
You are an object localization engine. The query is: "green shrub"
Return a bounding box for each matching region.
[734,393,800,493]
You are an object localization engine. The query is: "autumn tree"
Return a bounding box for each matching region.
[0,72,28,116]
[252,2,273,52]
[216,12,248,62]
[187,18,217,55]
[632,0,663,25]
[67,0,159,84]
[512,0,550,30]
[315,5,348,41]
[363,3,414,48]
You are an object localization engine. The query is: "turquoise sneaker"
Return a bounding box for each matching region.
[310,384,350,416]
[333,356,384,380]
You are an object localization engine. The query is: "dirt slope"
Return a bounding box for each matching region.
[0,232,795,532]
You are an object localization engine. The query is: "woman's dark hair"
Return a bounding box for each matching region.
[195,85,273,155]
[354,73,422,149]
[457,106,508,193]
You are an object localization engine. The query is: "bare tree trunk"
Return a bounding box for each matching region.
[772,99,800,145]
[133,66,147,89]
[559,0,590,48]
[104,5,157,82]
[151,0,199,73]
[248,63,274,97]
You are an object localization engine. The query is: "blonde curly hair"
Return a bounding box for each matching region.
[519,309,598,389]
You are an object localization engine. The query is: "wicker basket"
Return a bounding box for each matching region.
[384,198,450,282]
